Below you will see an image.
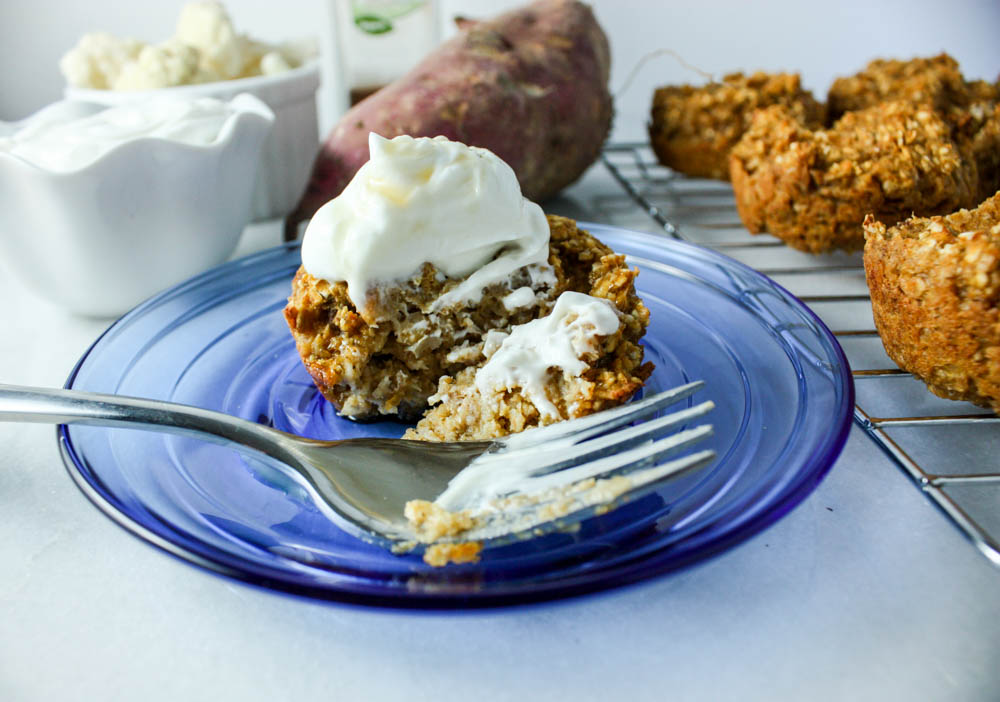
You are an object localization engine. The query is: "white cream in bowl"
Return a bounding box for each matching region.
[66,64,319,222]
[3,95,252,171]
[0,93,274,317]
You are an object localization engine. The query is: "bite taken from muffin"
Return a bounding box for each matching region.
[405,282,650,442]
[864,192,1000,412]
[284,133,652,439]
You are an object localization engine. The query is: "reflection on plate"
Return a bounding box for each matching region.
[59,223,852,608]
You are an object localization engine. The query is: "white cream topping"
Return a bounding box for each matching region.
[502,286,538,310]
[300,133,552,316]
[1,95,245,171]
[473,291,621,419]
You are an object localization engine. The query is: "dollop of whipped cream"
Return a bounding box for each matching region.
[1,95,244,171]
[300,133,553,315]
[474,291,622,419]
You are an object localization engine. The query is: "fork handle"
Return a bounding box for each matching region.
[0,383,298,465]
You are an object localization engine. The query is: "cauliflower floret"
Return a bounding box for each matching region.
[60,32,144,89]
[259,50,293,76]
[113,39,213,91]
[276,37,318,67]
[58,2,315,90]
[174,0,249,79]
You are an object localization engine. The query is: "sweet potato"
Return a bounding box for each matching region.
[285,0,612,240]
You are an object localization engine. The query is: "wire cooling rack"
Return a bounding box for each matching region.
[599,143,1000,566]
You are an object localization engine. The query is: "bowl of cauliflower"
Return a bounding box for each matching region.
[62,1,320,221]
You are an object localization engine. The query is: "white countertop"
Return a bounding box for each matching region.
[2,163,1000,701]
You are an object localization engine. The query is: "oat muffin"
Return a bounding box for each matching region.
[648,71,825,180]
[827,53,996,122]
[729,101,978,253]
[864,193,1000,412]
[285,215,651,423]
[955,101,1000,202]
[827,53,1000,202]
[829,54,967,120]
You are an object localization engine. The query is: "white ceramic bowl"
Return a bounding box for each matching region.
[66,61,320,221]
[0,94,274,317]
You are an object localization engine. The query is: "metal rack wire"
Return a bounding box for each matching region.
[600,143,1000,566]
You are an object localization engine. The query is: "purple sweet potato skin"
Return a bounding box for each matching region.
[285,0,612,238]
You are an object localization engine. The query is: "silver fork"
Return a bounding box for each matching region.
[0,381,715,552]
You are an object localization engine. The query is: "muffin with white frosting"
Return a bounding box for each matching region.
[284,134,652,427]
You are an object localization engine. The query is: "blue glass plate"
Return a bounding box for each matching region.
[59,223,853,608]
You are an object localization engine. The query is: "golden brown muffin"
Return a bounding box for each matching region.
[954,101,1000,202]
[648,71,825,180]
[827,54,976,121]
[828,54,1000,201]
[864,193,1000,412]
[827,54,999,122]
[285,215,652,423]
[729,101,978,253]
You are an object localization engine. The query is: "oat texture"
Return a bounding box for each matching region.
[729,101,979,253]
[649,71,825,180]
[864,192,1000,411]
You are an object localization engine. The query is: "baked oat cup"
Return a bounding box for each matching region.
[285,215,652,427]
[648,71,825,181]
[863,192,1000,411]
[729,101,978,254]
[827,53,1000,203]
[828,53,973,121]
[827,53,997,122]
[285,133,653,437]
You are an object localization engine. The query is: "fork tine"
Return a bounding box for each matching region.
[493,380,706,452]
[454,448,717,543]
[471,400,715,476]
[435,422,713,511]
[514,424,714,495]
